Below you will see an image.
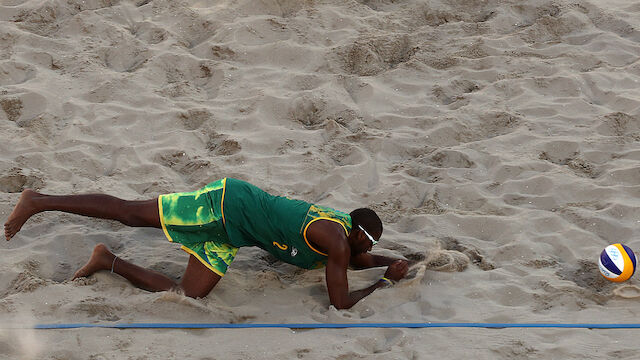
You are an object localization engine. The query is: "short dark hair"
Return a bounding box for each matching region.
[350,208,383,236]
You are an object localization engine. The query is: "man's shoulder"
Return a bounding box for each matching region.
[306,220,349,254]
[308,218,348,236]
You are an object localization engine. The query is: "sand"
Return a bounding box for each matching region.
[1,0,640,358]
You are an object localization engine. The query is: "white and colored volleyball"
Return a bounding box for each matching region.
[599,244,636,282]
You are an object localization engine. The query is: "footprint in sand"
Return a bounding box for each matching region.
[100,42,150,73]
[613,285,640,299]
[0,168,45,193]
[0,61,36,86]
[0,97,22,122]
[427,150,475,169]
[432,79,481,108]
[207,134,242,156]
[340,35,416,76]
[179,109,213,131]
[289,96,325,129]
[595,112,639,137]
[538,140,580,165]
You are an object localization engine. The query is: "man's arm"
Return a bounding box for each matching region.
[306,220,374,309]
[307,220,408,309]
[350,252,408,269]
[325,246,388,310]
[326,247,410,309]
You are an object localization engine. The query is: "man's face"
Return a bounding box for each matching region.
[353,226,381,254]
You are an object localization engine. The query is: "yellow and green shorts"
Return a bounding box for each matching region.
[158,178,238,277]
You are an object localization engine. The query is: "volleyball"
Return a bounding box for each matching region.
[599,244,636,282]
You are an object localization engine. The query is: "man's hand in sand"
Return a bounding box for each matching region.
[385,260,409,282]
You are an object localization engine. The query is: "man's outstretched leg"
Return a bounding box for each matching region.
[74,243,221,298]
[4,189,161,241]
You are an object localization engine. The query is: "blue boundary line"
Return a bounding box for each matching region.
[23,322,640,330]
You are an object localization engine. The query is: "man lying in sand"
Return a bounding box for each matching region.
[4,178,408,309]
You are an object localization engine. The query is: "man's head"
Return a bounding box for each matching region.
[349,208,383,254]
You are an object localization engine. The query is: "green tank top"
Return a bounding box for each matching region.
[222,178,352,269]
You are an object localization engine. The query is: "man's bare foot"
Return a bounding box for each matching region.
[73,243,115,279]
[4,189,40,241]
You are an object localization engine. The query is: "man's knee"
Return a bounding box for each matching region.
[180,284,212,299]
[179,275,219,299]
[179,255,220,298]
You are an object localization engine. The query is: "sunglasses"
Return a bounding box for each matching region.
[358,225,378,246]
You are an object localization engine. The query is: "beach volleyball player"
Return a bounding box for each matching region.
[4,178,409,309]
